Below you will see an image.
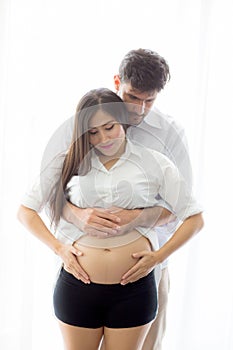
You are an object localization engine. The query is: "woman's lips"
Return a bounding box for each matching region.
[99,142,114,150]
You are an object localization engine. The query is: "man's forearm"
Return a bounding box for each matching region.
[107,206,176,236]
[63,203,175,231]
[135,206,176,228]
[62,202,83,229]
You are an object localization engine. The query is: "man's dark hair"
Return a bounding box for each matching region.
[118,48,170,92]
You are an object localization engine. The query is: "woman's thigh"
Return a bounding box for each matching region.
[104,323,152,350]
[58,320,103,350]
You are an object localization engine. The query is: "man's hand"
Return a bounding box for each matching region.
[57,243,90,284]
[107,207,142,234]
[63,204,122,237]
[63,203,175,238]
[120,250,161,285]
[78,208,122,236]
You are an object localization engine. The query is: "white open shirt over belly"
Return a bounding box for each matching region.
[67,139,201,250]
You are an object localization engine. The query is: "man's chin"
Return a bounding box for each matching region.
[129,115,145,126]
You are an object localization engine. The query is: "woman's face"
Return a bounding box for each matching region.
[88,110,126,157]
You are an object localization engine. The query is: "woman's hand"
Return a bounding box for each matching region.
[120,213,204,285]
[57,243,90,284]
[120,250,160,285]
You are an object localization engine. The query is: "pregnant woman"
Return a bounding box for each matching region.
[18,88,203,350]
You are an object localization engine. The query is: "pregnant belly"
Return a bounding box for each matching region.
[73,231,152,284]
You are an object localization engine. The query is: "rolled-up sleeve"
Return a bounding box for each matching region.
[157,155,203,221]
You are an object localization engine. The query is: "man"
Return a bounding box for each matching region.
[113,48,194,349]
[21,49,203,350]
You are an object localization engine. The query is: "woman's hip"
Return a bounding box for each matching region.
[53,267,157,329]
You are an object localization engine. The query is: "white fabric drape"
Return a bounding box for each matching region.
[1,1,233,349]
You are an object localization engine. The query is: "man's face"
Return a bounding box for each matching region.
[114,75,158,126]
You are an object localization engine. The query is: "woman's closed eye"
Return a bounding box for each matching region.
[105,123,115,131]
[88,123,116,135]
[89,129,98,135]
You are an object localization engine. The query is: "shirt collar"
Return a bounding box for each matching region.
[91,138,140,171]
[124,138,141,158]
[141,107,162,129]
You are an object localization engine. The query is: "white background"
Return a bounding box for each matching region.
[1,0,233,349]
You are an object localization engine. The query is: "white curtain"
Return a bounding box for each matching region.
[1,0,233,349]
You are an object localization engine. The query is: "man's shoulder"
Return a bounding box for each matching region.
[144,106,185,133]
[129,139,172,165]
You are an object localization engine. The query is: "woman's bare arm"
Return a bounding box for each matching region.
[17,205,90,283]
[120,212,204,284]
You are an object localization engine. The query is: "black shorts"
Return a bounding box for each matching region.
[53,267,157,329]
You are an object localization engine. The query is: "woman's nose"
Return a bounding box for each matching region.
[98,129,109,143]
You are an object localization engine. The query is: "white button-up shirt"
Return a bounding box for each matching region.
[65,139,201,251]
[21,106,201,267]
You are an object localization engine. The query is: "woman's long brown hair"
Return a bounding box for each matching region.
[49,88,129,228]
